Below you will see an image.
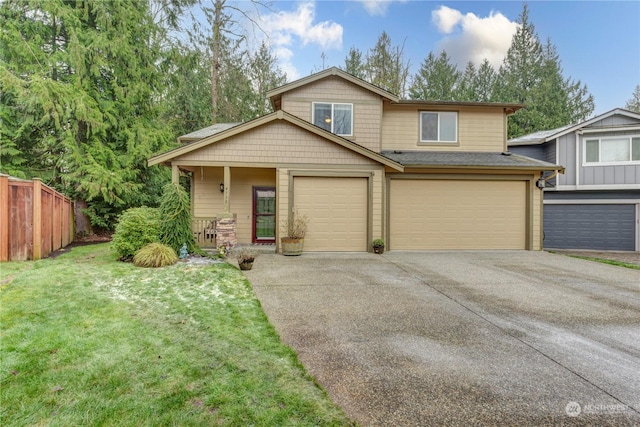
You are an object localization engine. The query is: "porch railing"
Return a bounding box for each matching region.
[192,217,217,247]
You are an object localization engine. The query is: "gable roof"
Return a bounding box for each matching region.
[396,99,525,115]
[382,150,564,172]
[267,67,400,109]
[508,108,640,146]
[148,110,404,171]
[178,122,241,142]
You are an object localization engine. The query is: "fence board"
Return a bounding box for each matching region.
[1,175,74,261]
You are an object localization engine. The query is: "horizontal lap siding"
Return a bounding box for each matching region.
[382,106,506,152]
[192,168,275,243]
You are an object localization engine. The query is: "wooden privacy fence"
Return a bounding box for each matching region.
[0,175,74,261]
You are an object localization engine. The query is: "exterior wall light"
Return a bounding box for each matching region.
[220,182,224,193]
[536,178,546,189]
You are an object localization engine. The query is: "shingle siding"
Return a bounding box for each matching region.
[281,76,383,152]
[176,121,379,166]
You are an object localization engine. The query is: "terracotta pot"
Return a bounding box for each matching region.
[281,237,304,256]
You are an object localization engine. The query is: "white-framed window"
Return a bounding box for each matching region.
[420,111,458,143]
[312,103,353,136]
[584,136,640,165]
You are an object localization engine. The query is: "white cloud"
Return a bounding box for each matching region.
[432,5,462,33]
[431,6,519,69]
[261,2,343,51]
[259,2,343,79]
[356,0,393,16]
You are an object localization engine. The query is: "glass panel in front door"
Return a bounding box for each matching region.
[254,188,275,242]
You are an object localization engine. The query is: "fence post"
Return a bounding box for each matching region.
[32,178,42,260]
[0,175,8,261]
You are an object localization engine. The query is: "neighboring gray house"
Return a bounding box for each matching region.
[509,108,640,251]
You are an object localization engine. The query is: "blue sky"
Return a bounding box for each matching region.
[242,0,640,117]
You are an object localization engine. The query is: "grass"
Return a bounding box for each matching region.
[0,243,352,426]
[565,255,640,270]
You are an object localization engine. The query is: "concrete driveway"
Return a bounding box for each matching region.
[243,251,640,426]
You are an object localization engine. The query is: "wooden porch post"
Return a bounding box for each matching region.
[223,166,231,213]
[216,166,237,248]
[171,165,180,184]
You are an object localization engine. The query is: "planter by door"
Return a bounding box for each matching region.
[281,238,304,256]
[238,260,254,270]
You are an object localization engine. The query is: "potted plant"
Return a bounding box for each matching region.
[280,210,309,256]
[372,238,385,254]
[235,247,257,270]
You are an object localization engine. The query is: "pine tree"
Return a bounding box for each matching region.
[495,4,593,137]
[363,32,410,96]
[409,51,460,101]
[342,47,366,79]
[624,85,640,113]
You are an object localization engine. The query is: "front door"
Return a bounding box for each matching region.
[253,187,276,243]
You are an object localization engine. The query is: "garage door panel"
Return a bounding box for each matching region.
[544,204,635,251]
[294,177,367,251]
[390,180,526,250]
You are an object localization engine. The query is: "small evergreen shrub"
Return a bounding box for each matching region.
[111,207,161,261]
[159,183,197,254]
[133,243,178,268]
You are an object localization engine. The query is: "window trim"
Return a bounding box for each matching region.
[583,135,640,166]
[312,102,354,137]
[419,111,458,144]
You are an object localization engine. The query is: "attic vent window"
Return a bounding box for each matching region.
[313,103,353,136]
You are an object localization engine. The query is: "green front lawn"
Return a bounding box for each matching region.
[0,243,352,426]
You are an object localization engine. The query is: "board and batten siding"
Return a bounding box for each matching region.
[174,121,380,167]
[381,105,506,152]
[280,76,383,152]
[578,130,640,186]
[556,133,577,186]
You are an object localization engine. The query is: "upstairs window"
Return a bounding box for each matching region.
[313,103,353,136]
[420,111,458,143]
[585,136,640,164]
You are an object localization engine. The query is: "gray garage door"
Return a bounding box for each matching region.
[544,204,636,250]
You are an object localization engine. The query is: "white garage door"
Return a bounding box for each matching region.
[390,179,527,250]
[293,177,368,251]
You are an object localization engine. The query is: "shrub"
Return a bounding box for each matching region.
[111,207,161,261]
[281,209,309,239]
[159,183,197,254]
[373,239,385,247]
[133,243,178,268]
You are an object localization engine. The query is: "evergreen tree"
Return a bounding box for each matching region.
[247,41,287,117]
[624,85,640,113]
[0,0,175,229]
[495,4,593,137]
[342,47,366,79]
[475,59,497,102]
[454,62,478,101]
[409,51,460,100]
[363,31,410,96]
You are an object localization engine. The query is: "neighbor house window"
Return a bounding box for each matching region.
[420,111,458,143]
[584,136,640,164]
[312,103,353,136]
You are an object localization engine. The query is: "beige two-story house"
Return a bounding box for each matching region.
[149,67,562,252]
